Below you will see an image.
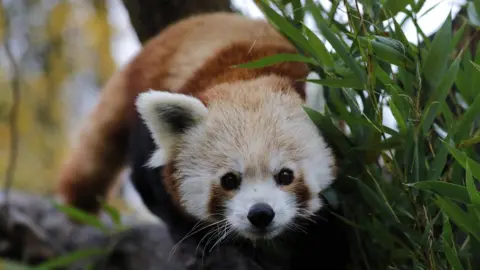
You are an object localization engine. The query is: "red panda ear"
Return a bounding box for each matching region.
[135,90,208,165]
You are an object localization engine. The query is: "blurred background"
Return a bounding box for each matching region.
[0,0,468,213]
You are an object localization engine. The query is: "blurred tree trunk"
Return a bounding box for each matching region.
[121,0,233,44]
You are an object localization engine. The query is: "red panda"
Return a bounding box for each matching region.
[56,11,336,242]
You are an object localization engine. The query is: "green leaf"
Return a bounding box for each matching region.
[357,36,414,68]
[303,106,353,157]
[459,134,480,148]
[32,248,108,270]
[466,161,480,206]
[54,202,108,232]
[425,141,450,183]
[422,15,452,88]
[471,60,480,73]
[420,55,461,135]
[442,216,464,270]
[101,202,123,227]
[413,0,427,12]
[407,181,471,203]
[455,91,480,142]
[256,0,315,57]
[234,53,318,68]
[467,1,480,27]
[306,77,365,89]
[451,20,468,49]
[388,99,407,135]
[302,24,335,68]
[435,196,480,241]
[381,0,414,20]
[444,142,480,180]
[314,17,367,83]
[355,178,400,223]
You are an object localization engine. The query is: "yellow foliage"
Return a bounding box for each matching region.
[0,1,116,195]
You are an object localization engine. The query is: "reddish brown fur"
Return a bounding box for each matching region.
[56,12,310,214]
[208,184,231,218]
[282,173,311,209]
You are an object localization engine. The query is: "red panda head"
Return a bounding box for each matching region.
[135,75,336,241]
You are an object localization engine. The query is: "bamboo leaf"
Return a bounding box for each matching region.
[380,0,415,20]
[54,202,109,232]
[407,181,471,203]
[357,36,414,68]
[444,142,480,180]
[306,77,365,89]
[454,91,480,142]
[256,0,315,57]
[422,15,452,88]
[421,55,461,134]
[435,197,480,241]
[466,161,480,206]
[314,17,367,83]
[302,24,335,68]
[32,248,108,270]
[234,53,319,68]
[442,216,464,270]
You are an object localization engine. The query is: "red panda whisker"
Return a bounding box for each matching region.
[200,222,229,263]
[195,219,229,256]
[208,222,234,253]
[169,218,227,260]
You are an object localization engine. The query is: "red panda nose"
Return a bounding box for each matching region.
[247,203,275,229]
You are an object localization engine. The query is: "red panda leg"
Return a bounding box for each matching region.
[56,73,135,214]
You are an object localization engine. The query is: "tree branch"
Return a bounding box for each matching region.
[1,0,21,219]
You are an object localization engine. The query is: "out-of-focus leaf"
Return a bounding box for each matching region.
[32,248,108,270]
[101,202,122,227]
[54,202,108,232]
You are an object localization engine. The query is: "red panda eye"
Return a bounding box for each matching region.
[220,172,241,190]
[275,168,294,186]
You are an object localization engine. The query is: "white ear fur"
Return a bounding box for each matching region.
[135,90,208,166]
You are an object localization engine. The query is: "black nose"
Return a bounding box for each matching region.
[247,203,275,229]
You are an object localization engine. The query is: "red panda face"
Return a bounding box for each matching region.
[135,79,335,241]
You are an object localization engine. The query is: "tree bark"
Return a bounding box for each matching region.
[121,0,233,44]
